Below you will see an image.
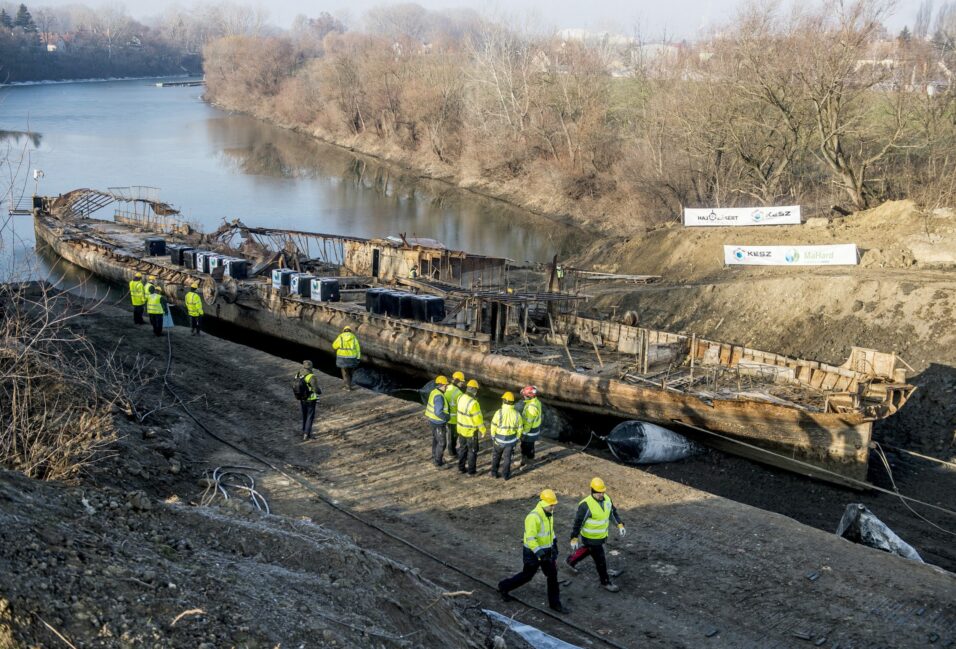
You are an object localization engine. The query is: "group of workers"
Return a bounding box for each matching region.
[498,477,626,613]
[424,374,542,479]
[128,272,204,337]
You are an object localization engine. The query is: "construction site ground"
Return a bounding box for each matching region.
[5,299,953,649]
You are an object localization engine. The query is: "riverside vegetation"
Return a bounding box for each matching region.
[203,0,956,234]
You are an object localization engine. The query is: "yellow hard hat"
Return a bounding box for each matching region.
[148,275,157,281]
[466,379,479,389]
[190,281,200,289]
[435,375,449,385]
[502,391,515,402]
[343,325,352,332]
[590,477,607,493]
[134,272,142,278]
[540,489,558,506]
[452,371,465,382]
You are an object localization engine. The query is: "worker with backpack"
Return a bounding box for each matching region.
[293,360,322,440]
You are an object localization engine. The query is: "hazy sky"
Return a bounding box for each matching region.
[28,0,927,39]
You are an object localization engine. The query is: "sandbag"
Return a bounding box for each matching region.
[484,610,583,649]
[606,420,702,464]
[835,504,924,563]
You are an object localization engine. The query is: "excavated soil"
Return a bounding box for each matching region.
[3,300,949,649]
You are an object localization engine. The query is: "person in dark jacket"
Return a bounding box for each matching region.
[295,360,322,440]
[565,477,626,592]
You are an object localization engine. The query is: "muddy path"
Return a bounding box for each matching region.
[72,303,956,649]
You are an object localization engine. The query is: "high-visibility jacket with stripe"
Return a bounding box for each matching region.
[333,332,361,359]
[456,392,484,438]
[129,280,146,306]
[521,397,543,439]
[424,388,449,424]
[523,503,556,554]
[444,383,462,426]
[185,290,203,317]
[303,372,319,401]
[146,291,166,315]
[491,404,522,445]
[144,282,155,297]
[579,495,614,541]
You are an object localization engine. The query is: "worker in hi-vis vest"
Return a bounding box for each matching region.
[145,283,168,338]
[129,271,146,325]
[185,281,204,336]
[332,325,361,391]
[489,391,522,480]
[443,371,465,459]
[565,477,626,593]
[455,379,485,475]
[498,489,569,614]
[425,375,451,467]
[518,385,542,466]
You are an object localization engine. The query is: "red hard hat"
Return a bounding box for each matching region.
[520,385,537,398]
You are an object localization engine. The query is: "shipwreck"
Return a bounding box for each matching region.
[31,187,916,487]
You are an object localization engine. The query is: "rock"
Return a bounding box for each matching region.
[125,460,144,477]
[143,428,157,439]
[168,459,182,475]
[127,491,152,511]
[805,217,829,228]
[931,207,954,219]
[907,237,956,267]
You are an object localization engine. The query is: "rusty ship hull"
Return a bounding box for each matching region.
[33,206,914,487]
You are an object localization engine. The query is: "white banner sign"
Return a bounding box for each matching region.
[724,244,859,266]
[684,206,801,227]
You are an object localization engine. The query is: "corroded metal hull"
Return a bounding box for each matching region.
[35,215,881,486]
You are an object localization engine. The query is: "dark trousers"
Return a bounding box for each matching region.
[499,547,561,609]
[133,304,145,324]
[520,436,538,460]
[568,542,610,585]
[149,313,163,336]
[341,367,353,390]
[446,424,458,458]
[431,424,447,465]
[491,442,516,479]
[457,434,479,474]
[190,315,202,335]
[300,400,317,436]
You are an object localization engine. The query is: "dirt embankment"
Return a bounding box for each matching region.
[572,200,956,453]
[3,298,955,649]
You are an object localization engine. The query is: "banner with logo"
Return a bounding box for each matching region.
[724,244,859,266]
[684,206,801,227]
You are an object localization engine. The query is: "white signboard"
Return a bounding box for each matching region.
[684,206,802,227]
[724,244,859,266]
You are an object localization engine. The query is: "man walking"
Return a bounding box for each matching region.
[129,272,146,325]
[518,385,542,467]
[295,360,322,440]
[185,281,204,336]
[425,375,451,467]
[498,489,569,614]
[145,284,168,337]
[332,325,361,390]
[444,371,465,460]
[490,391,522,480]
[565,477,626,592]
[455,379,485,475]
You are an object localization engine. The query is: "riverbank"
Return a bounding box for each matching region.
[2,295,953,648]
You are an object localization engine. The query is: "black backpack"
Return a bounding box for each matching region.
[293,372,318,401]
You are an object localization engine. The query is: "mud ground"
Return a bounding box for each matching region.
[20,300,951,649]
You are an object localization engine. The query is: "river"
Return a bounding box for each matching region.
[0,78,583,279]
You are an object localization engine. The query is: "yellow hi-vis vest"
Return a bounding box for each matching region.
[425,388,449,423]
[333,332,361,359]
[456,392,484,437]
[445,383,462,426]
[580,494,613,540]
[523,503,555,553]
[146,291,165,315]
[129,280,145,306]
[303,372,319,401]
[522,397,542,438]
[491,404,522,445]
[185,290,203,317]
[144,282,154,297]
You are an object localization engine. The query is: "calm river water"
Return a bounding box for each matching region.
[0,78,582,279]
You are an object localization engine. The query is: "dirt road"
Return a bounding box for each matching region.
[72,303,955,649]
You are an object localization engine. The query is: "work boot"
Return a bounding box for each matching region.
[564,560,579,575]
[498,589,514,603]
[604,583,620,593]
[550,603,571,614]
